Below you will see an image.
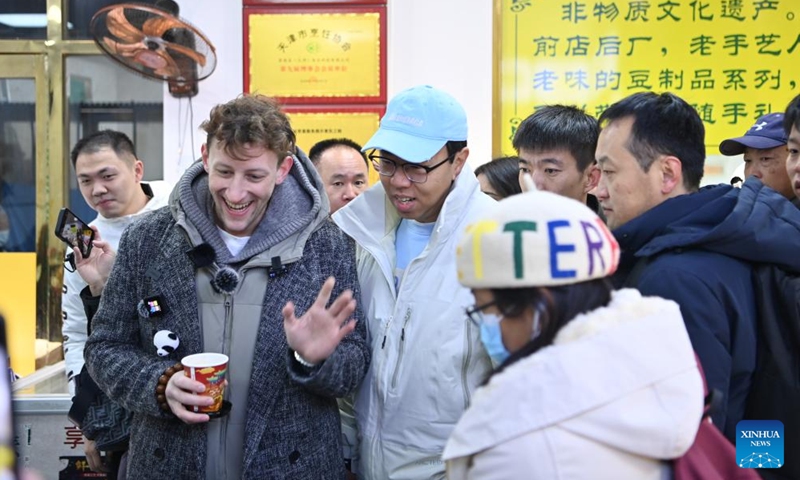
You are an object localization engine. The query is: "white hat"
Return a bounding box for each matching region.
[456,188,619,288]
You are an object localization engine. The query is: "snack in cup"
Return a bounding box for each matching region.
[181,353,228,414]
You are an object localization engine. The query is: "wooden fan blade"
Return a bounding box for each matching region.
[102,36,144,57]
[106,7,145,43]
[134,50,181,80]
[163,41,206,67]
[142,15,185,38]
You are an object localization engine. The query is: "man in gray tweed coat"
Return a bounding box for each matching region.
[84,94,369,479]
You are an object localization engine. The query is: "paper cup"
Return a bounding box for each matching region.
[182,353,228,414]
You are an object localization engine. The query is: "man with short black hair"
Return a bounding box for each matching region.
[62,130,171,475]
[63,130,171,392]
[512,105,602,212]
[333,85,494,478]
[784,95,800,203]
[719,113,796,204]
[595,92,800,442]
[309,138,369,215]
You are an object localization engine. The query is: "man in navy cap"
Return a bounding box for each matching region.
[333,85,494,479]
[719,113,797,204]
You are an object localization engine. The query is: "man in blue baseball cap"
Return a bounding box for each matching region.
[720,112,796,202]
[333,85,495,479]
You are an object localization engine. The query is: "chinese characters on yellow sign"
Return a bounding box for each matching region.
[248,12,382,98]
[498,0,800,153]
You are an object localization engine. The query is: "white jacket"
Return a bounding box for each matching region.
[62,181,171,393]
[443,289,704,480]
[333,168,495,479]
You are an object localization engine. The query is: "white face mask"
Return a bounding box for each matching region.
[0,229,8,249]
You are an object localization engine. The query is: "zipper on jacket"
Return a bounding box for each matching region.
[223,296,232,356]
[381,316,393,349]
[461,317,473,409]
[390,308,412,389]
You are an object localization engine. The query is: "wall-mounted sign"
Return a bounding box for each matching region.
[495,0,800,153]
[286,107,383,184]
[245,6,386,104]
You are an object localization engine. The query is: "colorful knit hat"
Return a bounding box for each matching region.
[456,187,619,288]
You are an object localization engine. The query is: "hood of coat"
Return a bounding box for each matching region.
[443,288,703,462]
[168,148,328,265]
[615,177,800,274]
[332,162,493,251]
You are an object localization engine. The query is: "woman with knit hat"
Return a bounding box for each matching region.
[443,184,705,479]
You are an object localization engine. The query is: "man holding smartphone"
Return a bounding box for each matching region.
[61,130,171,477]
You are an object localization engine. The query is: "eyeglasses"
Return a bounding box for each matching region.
[465,301,499,327]
[64,252,76,273]
[368,152,455,184]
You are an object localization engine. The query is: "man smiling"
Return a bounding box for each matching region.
[83,95,368,479]
[333,85,494,479]
[62,130,171,475]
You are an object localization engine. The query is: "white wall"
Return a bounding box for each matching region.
[161,0,494,181]
[162,0,244,185]
[65,57,164,178]
[386,1,493,169]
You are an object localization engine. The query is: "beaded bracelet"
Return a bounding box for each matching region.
[155,362,184,412]
[294,350,318,368]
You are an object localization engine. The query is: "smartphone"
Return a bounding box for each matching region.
[0,314,19,480]
[55,208,94,258]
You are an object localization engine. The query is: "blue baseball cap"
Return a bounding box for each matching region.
[363,85,468,163]
[719,113,788,155]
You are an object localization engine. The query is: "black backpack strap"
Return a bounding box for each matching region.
[68,366,102,427]
[79,285,101,336]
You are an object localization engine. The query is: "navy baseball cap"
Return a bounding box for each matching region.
[719,113,787,156]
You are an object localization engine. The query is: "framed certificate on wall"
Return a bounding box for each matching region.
[286,106,384,184]
[244,0,385,4]
[245,6,387,104]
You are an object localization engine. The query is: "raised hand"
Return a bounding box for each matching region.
[72,226,116,296]
[283,277,357,365]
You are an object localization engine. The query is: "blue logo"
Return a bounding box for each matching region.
[736,420,783,469]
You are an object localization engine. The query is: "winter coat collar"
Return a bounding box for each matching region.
[615,178,800,274]
[170,150,326,266]
[332,163,488,252]
[443,289,701,461]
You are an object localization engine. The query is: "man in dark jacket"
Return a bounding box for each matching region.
[595,91,800,441]
[84,94,369,479]
[719,112,797,206]
[783,94,800,204]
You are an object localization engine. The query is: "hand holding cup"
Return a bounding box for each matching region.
[165,353,228,424]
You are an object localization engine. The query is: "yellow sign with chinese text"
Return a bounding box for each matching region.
[497,0,800,153]
[288,111,381,184]
[249,12,382,98]
[0,253,36,376]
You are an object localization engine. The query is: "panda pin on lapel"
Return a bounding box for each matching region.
[154,330,180,357]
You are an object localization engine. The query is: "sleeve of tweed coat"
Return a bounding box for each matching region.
[83,220,177,418]
[287,227,370,397]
